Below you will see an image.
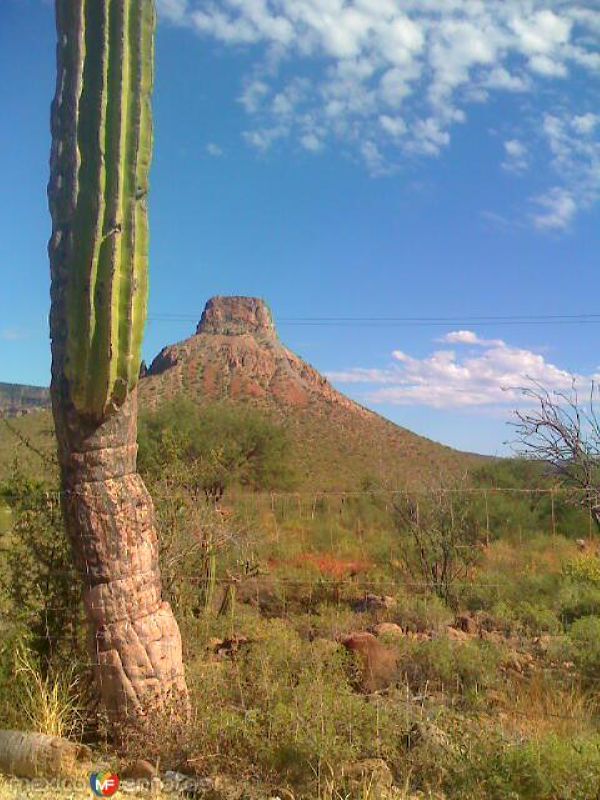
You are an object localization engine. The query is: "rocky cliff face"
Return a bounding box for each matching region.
[197,296,277,339]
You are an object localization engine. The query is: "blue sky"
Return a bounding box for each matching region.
[0,0,599,455]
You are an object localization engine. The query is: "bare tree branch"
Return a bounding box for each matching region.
[511,380,600,529]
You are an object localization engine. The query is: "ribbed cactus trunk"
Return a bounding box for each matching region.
[48,0,187,722]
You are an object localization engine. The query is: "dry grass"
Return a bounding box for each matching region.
[14,649,83,741]
[483,536,577,577]
[496,672,595,739]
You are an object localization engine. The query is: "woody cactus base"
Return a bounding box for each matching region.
[48,0,187,720]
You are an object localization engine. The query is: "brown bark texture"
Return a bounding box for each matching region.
[50,390,188,721]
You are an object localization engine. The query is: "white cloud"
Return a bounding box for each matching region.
[441,331,503,347]
[528,54,568,77]
[379,115,407,138]
[483,67,529,92]
[409,117,451,157]
[206,142,224,157]
[1,328,27,342]
[502,138,528,174]
[360,140,388,174]
[510,10,572,55]
[528,112,600,228]
[242,126,287,150]
[164,1,600,224]
[239,79,270,113]
[572,113,599,136]
[157,0,189,24]
[300,132,323,152]
[326,330,578,410]
[532,187,577,231]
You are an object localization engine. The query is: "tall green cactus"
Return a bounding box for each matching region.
[49,0,188,722]
[52,0,154,419]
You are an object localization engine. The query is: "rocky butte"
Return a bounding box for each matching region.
[139,296,479,489]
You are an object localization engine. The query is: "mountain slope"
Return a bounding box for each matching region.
[140,297,482,489]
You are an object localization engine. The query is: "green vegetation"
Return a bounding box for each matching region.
[393,482,484,607]
[0,413,57,483]
[0,473,84,672]
[3,438,600,797]
[138,398,297,499]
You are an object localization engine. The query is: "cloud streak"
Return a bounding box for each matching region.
[326,330,579,410]
[1,328,27,342]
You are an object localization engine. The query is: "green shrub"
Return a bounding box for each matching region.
[399,636,501,696]
[393,592,454,633]
[564,555,600,586]
[138,399,297,499]
[393,485,484,607]
[566,616,600,678]
[183,619,411,787]
[559,583,600,623]
[406,716,600,800]
[486,600,561,636]
[463,569,561,622]
[0,472,84,670]
[473,733,600,800]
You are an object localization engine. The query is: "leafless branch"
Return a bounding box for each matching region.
[511,379,600,527]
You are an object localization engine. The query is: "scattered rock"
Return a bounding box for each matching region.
[354,593,397,612]
[372,622,404,638]
[480,629,504,646]
[446,626,471,643]
[342,758,394,793]
[341,632,398,692]
[502,653,524,674]
[121,759,158,780]
[455,613,478,634]
[405,631,430,642]
[533,635,552,654]
[208,635,251,659]
[408,721,457,756]
[163,771,214,797]
[500,652,535,676]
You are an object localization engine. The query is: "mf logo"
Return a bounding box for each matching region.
[89,771,120,797]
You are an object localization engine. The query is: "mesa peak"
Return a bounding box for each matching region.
[196,296,277,338]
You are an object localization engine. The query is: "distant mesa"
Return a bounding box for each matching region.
[141,295,479,489]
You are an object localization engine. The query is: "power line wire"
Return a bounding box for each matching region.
[147,312,600,328]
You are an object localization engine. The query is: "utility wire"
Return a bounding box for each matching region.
[147,312,600,327]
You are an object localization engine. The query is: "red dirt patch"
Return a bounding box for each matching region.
[269,553,372,579]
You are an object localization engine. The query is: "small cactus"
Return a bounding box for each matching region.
[49,0,155,419]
